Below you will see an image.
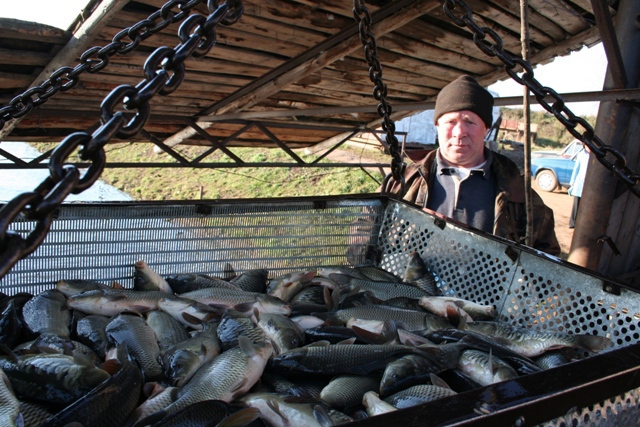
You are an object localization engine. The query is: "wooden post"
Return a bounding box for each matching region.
[568,0,640,284]
[520,0,533,248]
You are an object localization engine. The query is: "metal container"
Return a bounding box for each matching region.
[2,195,640,426]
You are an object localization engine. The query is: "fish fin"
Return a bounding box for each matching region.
[237,335,257,357]
[181,312,203,326]
[215,407,260,427]
[336,337,357,345]
[111,281,125,289]
[313,404,334,427]
[230,378,250,401]
[105,293,129,301]
[429,373,452,389]
[575,334,612,352]
[0,344,19,362]
[143,381,165,398]
[253,307,261,322]
[304,340,331,347]
[328,273,351,286]
[72,352,94,367]
[301,270,317,283]
[324,287,334,311]
[132,410,167,427]
[100,358,122,375]
[266,399,285,418]
[223,263,237,280]
[488,349,494,378]
[233,302,255,313]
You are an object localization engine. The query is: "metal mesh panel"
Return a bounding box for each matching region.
[0,198,383,295]
[539,387,640,427]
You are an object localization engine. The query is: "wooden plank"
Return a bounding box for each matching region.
[528,0,595,35]
[0,0,132,140]
[161,0,442,149]
[0,72,35,89]
[0,48,52,67]
[487,0,568,40]
[0,18,70,43]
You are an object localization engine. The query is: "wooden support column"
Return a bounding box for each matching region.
[0,0,131,140]
[568,0,640,285]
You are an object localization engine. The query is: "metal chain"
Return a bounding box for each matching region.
[442,0,640,197]
[353,0,406,195]
[0,0,209,129]
[0,0,244,279]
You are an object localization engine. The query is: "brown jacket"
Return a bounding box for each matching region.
[386,149,561,256]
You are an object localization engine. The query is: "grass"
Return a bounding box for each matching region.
[30,108,595,201]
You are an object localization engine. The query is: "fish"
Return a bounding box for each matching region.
[319,374,380,410]
[157,295,223,329]
[362,391,397,416]
[534,350,572,370]
[419,296,496,322]
[230,269,270,293]
[268,341,433,376]
[383,384,457,408]
[105,313,164,382]
[304,325,366,345]
[18,400,54,427]
[260,372,326,399]
[0,352,111,406]
[217,309,267,352]
[266,270,318,302]
[355,266,403,282]
[457,349,519,386]
[379,343,463,397]
[165,273,241,294]
[239,392,348,427]
[22,289,70,338]
[144,400,260,427]
[74,314,112,359]
[15,333,101,365]
[0,299,23,348]
[328,275,430,300]
[324,304,454,333]
[404,251,439,295]
[143,335,272,419]
[254,310,305,355]
[465,321,612,357]
[55,279,117,297]
[179,287,291,316]
[133,260,173,293]
[125,383,179,427]
[160,321,221,387]
[66,289,168,316]
[0,368,22,427]
[145,310,190,352]
[39,346,143,427]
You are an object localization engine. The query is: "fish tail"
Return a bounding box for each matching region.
[576,334,611,353]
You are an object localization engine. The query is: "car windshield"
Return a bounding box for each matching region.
[562,140,584,158]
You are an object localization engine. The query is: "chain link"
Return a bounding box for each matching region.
[443,0,640,197]
[0,0,208,129]
[0,0,244,279]
[353,0,405,195]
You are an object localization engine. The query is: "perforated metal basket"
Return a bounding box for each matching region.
[2,195,640,426]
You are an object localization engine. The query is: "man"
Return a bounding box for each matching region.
[387,75,560,255]
[568,144,590,228]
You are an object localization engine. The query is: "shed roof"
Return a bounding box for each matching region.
[0,0,606,151]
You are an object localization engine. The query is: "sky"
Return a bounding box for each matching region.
[2,0,608,117]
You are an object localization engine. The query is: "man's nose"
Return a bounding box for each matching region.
[452,121,467,137]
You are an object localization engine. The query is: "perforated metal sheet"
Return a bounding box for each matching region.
[0,198,384,295]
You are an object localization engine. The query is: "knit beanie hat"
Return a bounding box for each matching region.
[433,75,494,128]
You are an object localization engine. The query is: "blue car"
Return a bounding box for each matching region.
[531,140,584,192]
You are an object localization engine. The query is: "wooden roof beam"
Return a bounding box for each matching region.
[158,0,441,151]
[0,0,131,140]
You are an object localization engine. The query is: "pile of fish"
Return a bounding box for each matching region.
[0,254,612,426]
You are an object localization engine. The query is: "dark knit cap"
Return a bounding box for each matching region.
[434,75,494,128]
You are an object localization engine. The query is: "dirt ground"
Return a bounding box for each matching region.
[325,148,574,259]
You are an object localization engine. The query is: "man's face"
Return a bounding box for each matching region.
[436,110,488,168]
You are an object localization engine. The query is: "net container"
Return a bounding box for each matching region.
[2,195,640,426]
